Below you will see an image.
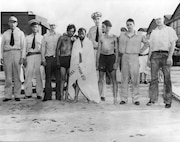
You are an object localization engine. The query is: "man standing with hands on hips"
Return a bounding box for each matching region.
[147,16,178,108]
[1,16,26,102]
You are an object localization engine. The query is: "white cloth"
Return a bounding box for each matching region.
[150,26,178,52]
[68,38,100,103]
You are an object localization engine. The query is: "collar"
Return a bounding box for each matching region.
[125,30,137,38]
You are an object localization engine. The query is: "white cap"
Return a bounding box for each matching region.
[9,16,18,22]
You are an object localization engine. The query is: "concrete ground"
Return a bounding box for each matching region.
[0,67,180,142]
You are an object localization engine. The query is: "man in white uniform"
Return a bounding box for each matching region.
[23,19,43,99]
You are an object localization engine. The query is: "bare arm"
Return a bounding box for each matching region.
[56,36,62,64]
[41,36,46,63]
[114,37,118,69]
[140,36,149,54]
[96,37,102,69]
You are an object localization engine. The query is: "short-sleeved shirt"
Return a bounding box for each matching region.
[150,26,178,52]
[119,32,144,54]
[24,33,43,55]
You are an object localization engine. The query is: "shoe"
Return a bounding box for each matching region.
[144,81,148,84]
[165,104,171,108]
[101,97,106,101]
[24,96,32,99]
[140,81,143,84]
[3,98,12,102]
[120,101,126,105]
[37,96,42,99]
[15,98,20,101]
[146,101,155,106]
[134,101,140,105]
[21,89,25,94]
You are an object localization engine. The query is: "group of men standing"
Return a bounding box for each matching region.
[1,12,178,108]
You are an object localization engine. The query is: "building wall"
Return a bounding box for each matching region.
[170,17,180,48]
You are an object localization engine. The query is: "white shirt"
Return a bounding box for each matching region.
[150,26,178,52]
[41,31,61,62]
[22,33,43,58]
[1,27,25,58]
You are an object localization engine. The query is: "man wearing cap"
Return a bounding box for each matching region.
[1,16,26,102]
[22,19,43,99]
[41,24,61,101]
[119,18,149,105]
[56,24,77,101]
[147,17,178,108]
[96,20,118,104]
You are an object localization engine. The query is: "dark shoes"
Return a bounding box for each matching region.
[3,98,12,102]
[24,96,32,99]
[120,101,126,105]
[37,96,42,99]
[101,97,106,101]
[146,101,155,106]
[165,104,171,108]
[3,98,20,102]
[134,101,140,105]
[15,98,20,101]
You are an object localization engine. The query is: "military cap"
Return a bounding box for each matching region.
[9,16,18,22]
[91,12,102,20]
[28,19,40,26]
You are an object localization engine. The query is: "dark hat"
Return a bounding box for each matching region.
[102,20,112,27]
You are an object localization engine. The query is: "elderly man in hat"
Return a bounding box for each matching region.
[147,16,178,108]
[22,19,43,99]
[1,16,26,102]
[41,23,61,101]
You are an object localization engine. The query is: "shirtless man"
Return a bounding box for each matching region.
[56,24,76,100]
[96,20,118,104]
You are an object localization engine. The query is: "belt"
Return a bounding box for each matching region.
[27,52,41,57]
[153,50,168,54]
[4,49,20,52]
[139,53,149,56]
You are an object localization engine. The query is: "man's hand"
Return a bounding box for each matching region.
[167,57,173,66]
[41,61,47,66]
[19,58,24,65]
[96,62,99,70]
[147,59,151,67]
[23,59,27,67]
[113,62,118,70]
[0,58,3,65]
[57,61,60,68]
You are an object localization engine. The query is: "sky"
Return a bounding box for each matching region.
[0,0,180,35]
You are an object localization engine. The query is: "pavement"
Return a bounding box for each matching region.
[0,67,180,142]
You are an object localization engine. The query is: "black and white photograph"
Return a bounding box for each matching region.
[0,0,180,141]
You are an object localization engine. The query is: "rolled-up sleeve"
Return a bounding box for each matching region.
[169,28,178,43]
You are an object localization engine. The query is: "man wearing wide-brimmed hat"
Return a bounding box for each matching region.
[22,19,43,100]
[1,16,26,102]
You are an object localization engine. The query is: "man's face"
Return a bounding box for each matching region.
[93,17,100,26]
[67,28,75,37]
[102,24,111,33]
[126,21,134,31]
[50,24,56,32]
[78,30,86,41]
[31,24,39,33]
[155,18,164,26]
[8,21,18,30]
